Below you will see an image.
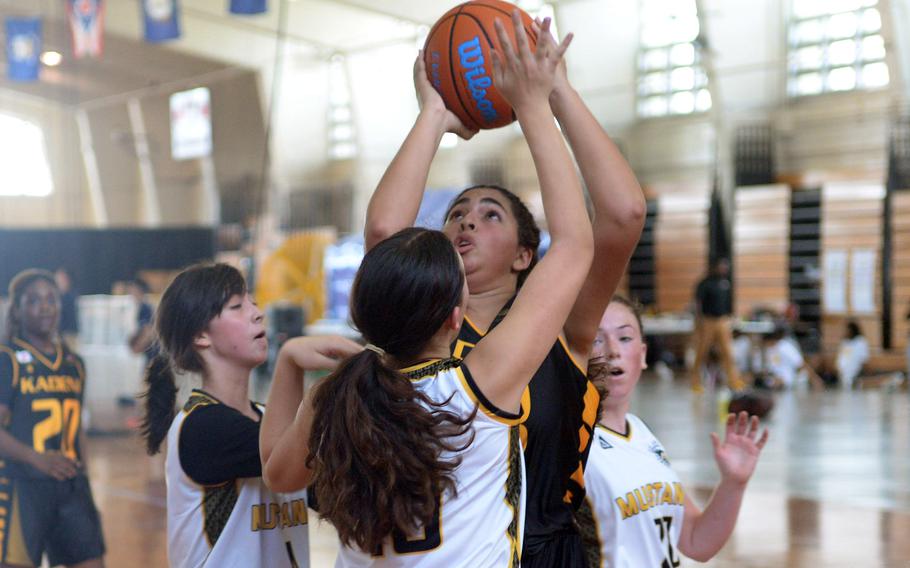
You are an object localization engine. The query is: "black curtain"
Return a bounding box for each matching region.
[0,227,216,295]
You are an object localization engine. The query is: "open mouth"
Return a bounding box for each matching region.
[455,236,474,253]
[254,331,266,340]
[609,366,624,377]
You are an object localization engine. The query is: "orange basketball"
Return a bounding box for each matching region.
[423,0,537,131]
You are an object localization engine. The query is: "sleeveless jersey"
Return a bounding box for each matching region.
[166,391,309,568]
[454,312,599,543]
[0,339,86,478]
[336,359,526,567]
[582,415,685,568]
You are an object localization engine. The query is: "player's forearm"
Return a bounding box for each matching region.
[551,86,646,232]
[679,479,746,561]
[0,429,40,467]
[262,390,315,493]
[365,108,448,250]
[516,102,591,249]
[259,347,305,467]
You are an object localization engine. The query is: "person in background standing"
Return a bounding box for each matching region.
[127,278,158,365]
[55,268,79,350]
[691,258,746,392]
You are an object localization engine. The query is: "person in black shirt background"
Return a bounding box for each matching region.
[691,258,746,392]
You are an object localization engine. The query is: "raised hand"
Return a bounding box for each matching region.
[413,51,478,140]
[711,412,769,485]
[282,335,362,373]
[490,11,573,111]
[530,17,570,100]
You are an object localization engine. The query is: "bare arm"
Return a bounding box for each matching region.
[260,336,361,492]
[465,14,592,412]
[364,55,477,251]
[677,412,768,561]
[536,20,646,364]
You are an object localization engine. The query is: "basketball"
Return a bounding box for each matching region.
[729,390,775,419]
[423,0,537,131]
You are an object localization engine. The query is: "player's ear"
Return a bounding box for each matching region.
[194,330,211,350]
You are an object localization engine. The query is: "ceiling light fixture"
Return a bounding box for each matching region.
[40,51,62,66]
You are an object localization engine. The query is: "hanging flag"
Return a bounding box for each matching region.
[142,0,180,43]
[68,0,104,58]
[230,0,267,15]
[6,17,41,81]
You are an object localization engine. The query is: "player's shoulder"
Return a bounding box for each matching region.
[627,414,658,440]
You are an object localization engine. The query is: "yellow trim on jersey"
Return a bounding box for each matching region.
[585,495,607,568]
[452,339,474,359]
[12,338,62,372]
[0,346,20,391]
[455,367,529,426]
[5,484,31,566]
[502,427,522,567]
[462,315,484,335]
[597,420,632,441]
[556,335,586,375]
[398,359,442,378]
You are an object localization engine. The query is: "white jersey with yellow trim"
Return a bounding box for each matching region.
[336,359,527,568]
[165,394,309,568]
[583,414,684,568]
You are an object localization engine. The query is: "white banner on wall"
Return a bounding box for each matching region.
[823,250,847,314]
[850,249,876,314]
[170,87,212,160]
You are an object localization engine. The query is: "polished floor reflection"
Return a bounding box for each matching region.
[85,375,910,567]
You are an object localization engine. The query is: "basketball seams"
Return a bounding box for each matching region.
[429,1,537,130]
[455,11,506,128]
[447,8,482,130]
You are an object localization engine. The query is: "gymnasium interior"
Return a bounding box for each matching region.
[0,0,908,566]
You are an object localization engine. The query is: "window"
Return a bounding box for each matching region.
[0,114,53,196]
[788,0,889,97]
[327,55,357,160]
[637,0,711,118]
[518,0,560,40]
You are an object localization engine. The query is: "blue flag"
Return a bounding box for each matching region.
[6,18,41,81]
[230,0,266,14]
[142,0,180,43]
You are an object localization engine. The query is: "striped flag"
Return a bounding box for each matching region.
[68,0,104,58]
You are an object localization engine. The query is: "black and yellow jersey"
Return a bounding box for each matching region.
[453,301,600,545]
[0,338,86,478]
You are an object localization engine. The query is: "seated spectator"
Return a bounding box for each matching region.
[836,320,869,389]
[754,328,823,390]
[732,329,753,379]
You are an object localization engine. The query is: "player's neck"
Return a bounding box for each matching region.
[19,331,56,354]
[200,364,256,420]
[599,404,629,434]
[465,285,517,332]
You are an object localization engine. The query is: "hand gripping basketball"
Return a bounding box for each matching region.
[423,0,546,130]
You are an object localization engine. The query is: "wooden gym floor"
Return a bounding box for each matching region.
[85,375,909,567]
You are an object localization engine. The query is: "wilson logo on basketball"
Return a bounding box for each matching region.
[458,36,498,124]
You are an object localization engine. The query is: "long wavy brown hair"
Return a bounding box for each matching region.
[307,228,475,553]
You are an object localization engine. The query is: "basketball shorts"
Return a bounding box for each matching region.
[521,528,587,568]
[0,475,105,567]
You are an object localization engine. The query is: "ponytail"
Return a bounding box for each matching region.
[307,350,475,553]
[139,353,178,455]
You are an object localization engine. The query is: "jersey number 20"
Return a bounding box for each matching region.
[32,398,80,460]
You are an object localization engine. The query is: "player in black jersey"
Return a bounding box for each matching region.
[364,16,645,567]
[0,269,105,568]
